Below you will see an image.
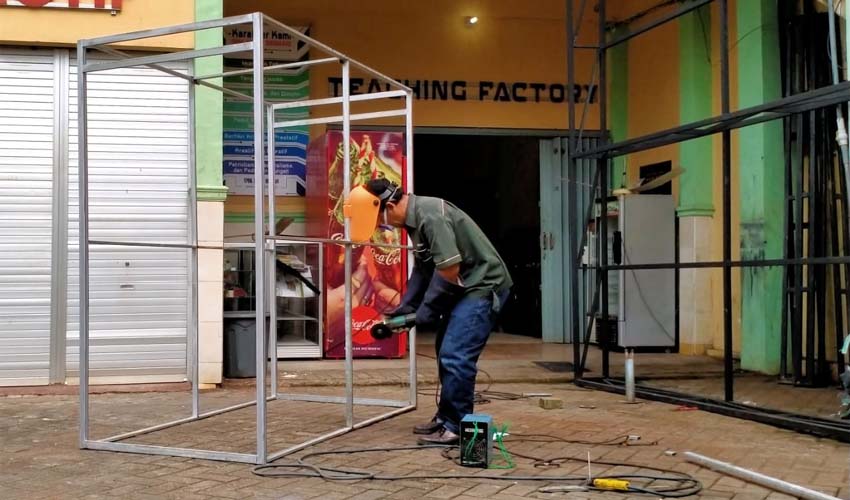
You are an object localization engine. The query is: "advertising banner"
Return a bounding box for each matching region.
[307,131,408,358]
[222,24,310,196]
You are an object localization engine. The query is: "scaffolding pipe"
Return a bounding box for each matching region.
[624,350,635,403]
[683,452,842,500]
[827,0,850,243]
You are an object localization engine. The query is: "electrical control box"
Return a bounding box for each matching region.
[617,195,676,349]
[459,414,493,468]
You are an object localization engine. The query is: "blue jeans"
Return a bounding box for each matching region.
[434,289,509,434]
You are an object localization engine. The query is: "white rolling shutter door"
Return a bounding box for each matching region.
[67,55,191,383]
[0,48,55,386]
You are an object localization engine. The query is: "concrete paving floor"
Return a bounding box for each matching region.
[1,381,848,499]
[1,333,848,499]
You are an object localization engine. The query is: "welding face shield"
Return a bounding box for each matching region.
[343,183,399,243]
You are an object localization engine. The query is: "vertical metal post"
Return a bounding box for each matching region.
[598,0,610,379]
[77,43,90,448]
[405,90,417,405]
[318,242,324,356]
[780,111,791,380]
[251,13,268,464]
[806,110,817,384]
[50,49,69,385]
[341,60,354,427]
[267,104,278,398]
[188,70,200,418]
[624,349,635,402]
[566,0,582,378]
[720,0,734,402]
[793,112,804,383]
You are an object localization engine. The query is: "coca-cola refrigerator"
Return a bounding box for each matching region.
[307,130,408,358]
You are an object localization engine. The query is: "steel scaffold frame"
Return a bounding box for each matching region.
[77,12,417,465]
[566,0,850,441]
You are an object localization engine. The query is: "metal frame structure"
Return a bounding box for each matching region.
[566,0,850,441]
[77,12,417,465]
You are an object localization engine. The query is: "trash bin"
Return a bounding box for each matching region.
[224,319,258,378]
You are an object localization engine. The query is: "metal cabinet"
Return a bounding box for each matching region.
[223,241,323,359]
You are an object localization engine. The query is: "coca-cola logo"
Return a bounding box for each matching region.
[374,250,402,266]
[352,318,377,330]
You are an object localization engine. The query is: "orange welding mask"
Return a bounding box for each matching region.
[344,185,381,243]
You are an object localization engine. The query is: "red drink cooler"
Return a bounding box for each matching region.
[306,131,408,358]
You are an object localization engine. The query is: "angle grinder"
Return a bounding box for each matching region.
[370,313,416,340]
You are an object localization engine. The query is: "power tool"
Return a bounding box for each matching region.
[370,313,416,340]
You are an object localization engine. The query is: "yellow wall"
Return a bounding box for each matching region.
[227,0,600,130]
[624,18,680,194]
[0,1,194,49]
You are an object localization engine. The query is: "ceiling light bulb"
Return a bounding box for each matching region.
[466,16,479,25]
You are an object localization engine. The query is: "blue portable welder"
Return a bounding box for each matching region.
[459,414,493,468]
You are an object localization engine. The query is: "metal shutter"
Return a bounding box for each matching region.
[66,54,191,383]
[0,48,55,386]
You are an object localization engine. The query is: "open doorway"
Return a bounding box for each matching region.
[413,134,541,338]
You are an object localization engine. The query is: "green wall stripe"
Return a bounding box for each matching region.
[194,0,226,202]
[609,27,628,189]
[678,5,714,217]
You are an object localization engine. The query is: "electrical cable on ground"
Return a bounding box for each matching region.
[251,444,702,497]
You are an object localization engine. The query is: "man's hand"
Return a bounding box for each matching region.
[414,271,465,328]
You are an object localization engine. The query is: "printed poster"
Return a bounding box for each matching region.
[222,24,311,196]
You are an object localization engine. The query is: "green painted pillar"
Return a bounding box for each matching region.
[678,4,716,355]
[737,0,784,374]
[195,0,227,202]
[609,27,628,189]
[678,4,713,217]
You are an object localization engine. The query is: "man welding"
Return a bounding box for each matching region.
[345,179,512,445]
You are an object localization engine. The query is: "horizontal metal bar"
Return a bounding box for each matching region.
[79,13,256,48]
[89,240,223,251]
[196,57,340,81]
[575,379,850,442]
[91,46,194,82]
[261,14,411,93]
[194,78,256,102]
[605,0,715,49]
[272,95,344,111]
[575,80,850,159]
[266,427,353,462]
[352,405,416,430]
[598,255,850,272]
[574,44,601,49]
[274,109,407,128]
[104,415,198,443]
[83,43,253,73]
[275,393,410,408]
[84,440,258,463]
[103,396,278,443]
[266,235,413,251]
[271,91,408,111]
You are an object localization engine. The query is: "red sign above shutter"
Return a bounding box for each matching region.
[0,0,122,9]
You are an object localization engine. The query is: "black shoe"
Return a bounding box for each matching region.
[417,427,459,445]
[412,416,444,435]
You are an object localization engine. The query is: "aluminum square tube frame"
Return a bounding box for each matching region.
[77,12,416,466]
[566,0,850,441]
